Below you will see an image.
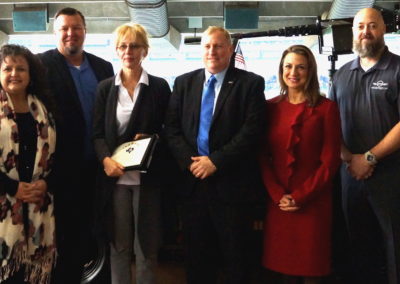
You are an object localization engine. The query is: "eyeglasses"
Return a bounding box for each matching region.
[117,43,144,51]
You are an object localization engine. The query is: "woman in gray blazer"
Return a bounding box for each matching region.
[93,23,171,284]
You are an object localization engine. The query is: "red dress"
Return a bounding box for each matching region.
[259,96,341,276]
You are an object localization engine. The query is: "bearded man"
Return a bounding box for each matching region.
[38,7,114,284]
[330,7,400,284]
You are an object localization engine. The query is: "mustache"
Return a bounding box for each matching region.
[65,36,79,41]
[360,34,373,40]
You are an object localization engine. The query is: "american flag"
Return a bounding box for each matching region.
[234,42,246,70]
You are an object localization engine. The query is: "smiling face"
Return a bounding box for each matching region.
[0,55,30,97]
[352,8,386,58]
[201,29,233,74]
[54,14,86,57]
[116,34,147,70]
[281,52,309,92]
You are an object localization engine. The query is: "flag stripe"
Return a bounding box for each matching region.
[234,42,246,70]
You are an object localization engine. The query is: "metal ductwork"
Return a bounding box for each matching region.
[0,30,8,45]
[125,0,169,38]
[328,0,375,19]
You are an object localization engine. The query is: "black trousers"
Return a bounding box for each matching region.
[340,164,400,284]
[52,164,97,284]
[182,180,252,284]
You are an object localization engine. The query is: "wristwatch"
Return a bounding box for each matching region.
[364,151,378,165]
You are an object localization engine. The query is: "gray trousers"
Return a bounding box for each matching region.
[110,184,161,284]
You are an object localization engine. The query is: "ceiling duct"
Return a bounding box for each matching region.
[0,30,8,46]
[125,0,169,38]
[328,0,375,19]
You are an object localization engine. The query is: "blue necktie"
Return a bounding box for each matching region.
[197,75,217,156]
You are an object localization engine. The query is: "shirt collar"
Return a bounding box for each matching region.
[204,68,228,84]
[115,68,149,86]
[67,54,89,70]
[350,46,391,71]
[374,46,392,70]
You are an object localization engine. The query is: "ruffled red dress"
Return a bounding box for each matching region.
[259,96,341,276]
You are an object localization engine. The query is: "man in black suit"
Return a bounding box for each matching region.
[165,26,265,284]
[38,7,114,284]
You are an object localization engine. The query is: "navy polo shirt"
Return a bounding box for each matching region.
[68,56,98,160]
[330,47,400,162]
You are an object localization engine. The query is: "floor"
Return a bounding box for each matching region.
[94,197,349,284]
[92,238,347,284]
[132,262,186,284]
[92,248,346,284]
[130,262,345,284]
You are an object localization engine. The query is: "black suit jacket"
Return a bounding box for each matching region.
[93,74,171,183]
[38,49,114,183]
[38,48,114,240]
[165,67,266,203]
[92,74,172,244]
[38,48,113,282]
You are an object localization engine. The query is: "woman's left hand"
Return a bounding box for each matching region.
[31,179,47,194]
[279,194,300,212]
[30,179,47,205]
[133,133,150,140]
[19,179,47,205]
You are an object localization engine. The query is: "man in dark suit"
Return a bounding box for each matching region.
[38,7,114,284]
[165,26,265,284]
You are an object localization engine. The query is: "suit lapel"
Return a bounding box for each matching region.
[122,83,147,141]
[212,67,237,124]
[106,82,120,148]
[54,50,86,118]
[86,52,106,82]
[192,71,206,133]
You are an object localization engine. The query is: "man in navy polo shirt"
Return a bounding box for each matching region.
[330,7,400,284]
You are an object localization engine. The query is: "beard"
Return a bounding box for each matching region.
[353,35,385,58]
[64,45,81,56]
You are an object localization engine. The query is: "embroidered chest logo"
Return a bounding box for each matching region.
[371,80,389,90]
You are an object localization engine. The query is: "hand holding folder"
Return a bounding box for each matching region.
[111,135,158,171]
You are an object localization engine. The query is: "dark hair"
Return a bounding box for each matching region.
[54,7,86,27]
[278,45,320,107]
[0,44,56,116]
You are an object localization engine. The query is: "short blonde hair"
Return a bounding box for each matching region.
[113,23,150,51]
[202,26,232,45]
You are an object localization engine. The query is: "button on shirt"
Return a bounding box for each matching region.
[115,69,149,185]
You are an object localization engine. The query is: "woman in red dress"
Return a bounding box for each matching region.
[259,45,341,284]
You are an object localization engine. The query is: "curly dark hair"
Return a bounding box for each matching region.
[0,44,56,116]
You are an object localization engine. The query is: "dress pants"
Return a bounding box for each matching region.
[110,184,160,284]
[340,164,400,284]
[53,166,96,284]
[182,180,252,284]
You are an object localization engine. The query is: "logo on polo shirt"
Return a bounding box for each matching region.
[372,80,389,90]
